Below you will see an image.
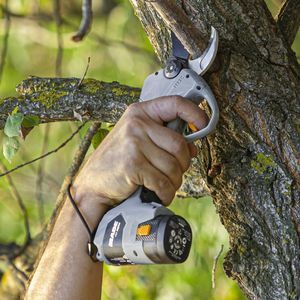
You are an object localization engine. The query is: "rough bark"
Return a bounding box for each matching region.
[276,0,300,46]
[0,76,140,129]
[129,0,300,299]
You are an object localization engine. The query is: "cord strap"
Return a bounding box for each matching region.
[67,184,99,262]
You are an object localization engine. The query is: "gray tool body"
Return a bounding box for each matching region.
[93,27,219,266]
[94,187,192,265]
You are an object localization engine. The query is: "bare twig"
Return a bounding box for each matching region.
[0,0,11,85]
[212,244,224,289]
[35,124,50,227]
[276,0,300,45]
[0,122,87,178]
[72,0,93,42]
[33,0,64,227]
[0,162,31,244]
[77,57,91,88]
[53,0,63,76]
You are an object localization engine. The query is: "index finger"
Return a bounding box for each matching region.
[140,96,208,131]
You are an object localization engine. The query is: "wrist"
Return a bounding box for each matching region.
[67,184,110,229]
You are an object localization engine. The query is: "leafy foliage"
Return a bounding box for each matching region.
[3,136,20,163]
[4,113,24,138]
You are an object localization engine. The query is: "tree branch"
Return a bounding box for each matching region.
[0,6,155,58]
[148,0,207,58]
[72,0,92,42]
[276,0,300,45]
[0,76,140,129]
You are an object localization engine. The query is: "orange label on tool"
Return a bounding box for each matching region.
[188,123,198,132]
[137,224,151,236]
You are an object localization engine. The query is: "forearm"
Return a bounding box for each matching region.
[26,196,108,300]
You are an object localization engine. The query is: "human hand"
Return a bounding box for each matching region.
[72,96,208,207]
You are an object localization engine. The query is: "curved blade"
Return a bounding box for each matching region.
[171,31,189,60]
[188,26,219,75]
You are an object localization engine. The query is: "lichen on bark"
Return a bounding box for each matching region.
[0,76,141,129]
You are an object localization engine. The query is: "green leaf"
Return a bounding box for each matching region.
[12,106,19,115]
[101,122,114,131]
[22,115,40,128]
[3,136,20,163]
[4,113,24,137]
[92,129,109,149]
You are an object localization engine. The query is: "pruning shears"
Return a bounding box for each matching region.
[140,26,219,142]
[92,27,219,265]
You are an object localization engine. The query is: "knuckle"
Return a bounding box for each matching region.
[167,156,181,175]
[125,153,145,183]
[157,176,172,191]
[172,135,186,156]
[162,189,176,206]
[174,175,183,190]
[170,95,184,105]
[125,137,141,160]
[126,102,140,115]
[122,116,143,136]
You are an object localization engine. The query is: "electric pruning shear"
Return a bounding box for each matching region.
[92,27,219,265]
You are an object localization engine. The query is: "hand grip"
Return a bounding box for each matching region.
[181,74,219,142]
[140,186,162,205]
[137,67,220,205]
[140,68,219,142]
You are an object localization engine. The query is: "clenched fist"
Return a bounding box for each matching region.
[72,96,207,207]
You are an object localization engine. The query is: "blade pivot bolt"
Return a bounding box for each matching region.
[164,59,182,78]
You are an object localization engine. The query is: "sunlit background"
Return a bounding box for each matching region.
[0,0,298,299]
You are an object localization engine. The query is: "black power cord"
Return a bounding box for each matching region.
[67,183,99,262]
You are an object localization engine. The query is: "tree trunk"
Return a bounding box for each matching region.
[129,0,300,299]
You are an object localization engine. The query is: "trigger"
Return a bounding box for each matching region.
[188,123,198,132]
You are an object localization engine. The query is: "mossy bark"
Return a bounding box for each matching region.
[129,1,300,299]
[0,77,140,129]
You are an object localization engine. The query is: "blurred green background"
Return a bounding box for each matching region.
[0,0,298,299]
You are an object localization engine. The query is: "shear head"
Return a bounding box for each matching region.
[187,26,218,75]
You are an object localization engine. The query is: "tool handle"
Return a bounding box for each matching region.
[140,69,219,142]
[139,186,162,204]
[137,69,219,205]
[181,75,219,142]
